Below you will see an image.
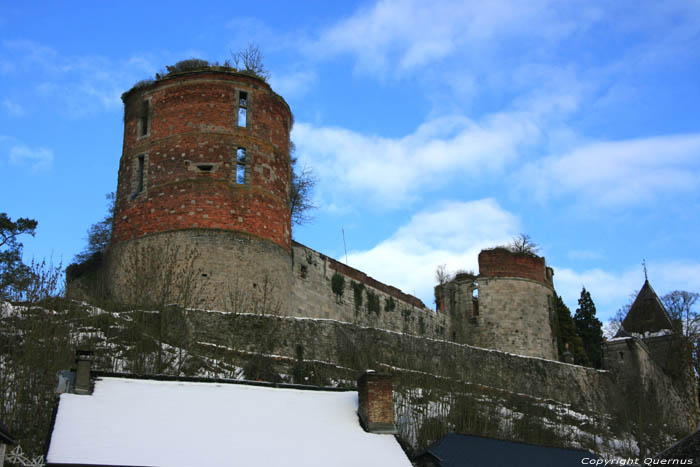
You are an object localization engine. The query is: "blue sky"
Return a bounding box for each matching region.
[1,1,699,321]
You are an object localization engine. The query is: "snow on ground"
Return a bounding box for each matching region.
[47,377,411,467]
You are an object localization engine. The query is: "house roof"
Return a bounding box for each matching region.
[655,428,700,464]
[415,432,599,467]
[0,420,16,445]
[46,376,410,467]
[617,280,675,337]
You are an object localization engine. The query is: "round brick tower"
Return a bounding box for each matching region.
[110,68,293,312]
[476,248,558,360]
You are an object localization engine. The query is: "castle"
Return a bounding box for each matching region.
[69,66,698,457]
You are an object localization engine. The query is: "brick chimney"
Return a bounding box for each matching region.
[357,371,396,434]
[74,349,93,395]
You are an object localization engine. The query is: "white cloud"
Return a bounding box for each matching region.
[517,134,700,207]
[344,199,519,307]
[3,40,158,116]
[554,260,700,321]
[269,70,317,99]
[308,0,593,76]
[2,99,26,117]
[293,111,540,208]
[8,144,54,171]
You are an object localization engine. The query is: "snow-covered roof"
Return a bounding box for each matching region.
[47,376,410,467]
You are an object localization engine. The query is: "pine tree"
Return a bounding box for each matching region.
[574,287,604,368]
[554,294,590,366]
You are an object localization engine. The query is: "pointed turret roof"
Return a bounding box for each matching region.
[616,280,675,337]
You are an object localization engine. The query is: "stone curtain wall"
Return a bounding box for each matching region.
[291,242,450,339]
[184,309,697,453]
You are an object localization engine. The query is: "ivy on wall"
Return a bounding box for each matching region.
[352,281,365,311]
[331,272,345,303]
[367,290,380,315]
[385,296,396,313]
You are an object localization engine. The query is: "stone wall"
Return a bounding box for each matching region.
[291,242,450,339]
[473,276,557,359]
[108,229,292,313]
[182,309,697,454]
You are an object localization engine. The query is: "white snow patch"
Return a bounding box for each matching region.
[47,377,410,467]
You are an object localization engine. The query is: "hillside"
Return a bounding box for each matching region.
[1,298,667,462]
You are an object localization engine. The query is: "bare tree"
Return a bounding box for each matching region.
[289,153,317,227]
[509,233,539,255]
[231,43,269,81]
[435,264,451,285]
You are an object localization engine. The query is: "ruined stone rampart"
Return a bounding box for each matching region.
[182,309,696,454]
[291,243,449,339]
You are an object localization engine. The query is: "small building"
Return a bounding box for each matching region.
[412,432,599,467]
[45,358,409,467]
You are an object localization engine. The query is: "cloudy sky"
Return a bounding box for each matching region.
[1,1,699,320]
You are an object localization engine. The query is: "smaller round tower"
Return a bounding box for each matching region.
[475,248,558,360]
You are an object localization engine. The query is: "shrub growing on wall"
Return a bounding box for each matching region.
[331,272,345,303]
[367,290,380,315]
[385,296,396,313]
[352,281,365,311]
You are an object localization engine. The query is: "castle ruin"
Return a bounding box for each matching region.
[68,66,698,456]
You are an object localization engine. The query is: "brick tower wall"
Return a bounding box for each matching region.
[109,70,293,311]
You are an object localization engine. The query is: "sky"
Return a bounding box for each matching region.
[1,1,699,321]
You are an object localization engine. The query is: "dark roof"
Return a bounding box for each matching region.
[415,433,599,467]
[655,429,700,464]
[0,420,16,444]
[617,280,675,337]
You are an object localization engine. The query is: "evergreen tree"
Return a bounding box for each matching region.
[0,213,37,300]
[554,294,590,366]
[574,287,604,368]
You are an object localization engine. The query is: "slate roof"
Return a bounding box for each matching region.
[46,375,410,467]
[616,280,675,337]
[414,432,599,467]
[655,429,700,464]
[0,420,16,445]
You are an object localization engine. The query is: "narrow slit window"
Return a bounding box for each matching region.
[235,147,247,184]
[238,91,248,127]
[140,100,150,136]
[136,154,145,194]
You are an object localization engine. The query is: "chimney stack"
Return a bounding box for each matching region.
[357,370,396,434]
[74,349,93,395]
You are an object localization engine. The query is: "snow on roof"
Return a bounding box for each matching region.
[47,377,410,467]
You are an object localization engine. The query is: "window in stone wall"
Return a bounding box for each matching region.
[237,91,248,127]
[139,100,150,137]
[235,147,247,184]
[132,153,147,198]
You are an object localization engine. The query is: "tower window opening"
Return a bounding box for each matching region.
[139,100,150,137]
[196,164,214,172]
[238,91,248,127]
[235,147,247,184]
[136,154,145,195]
